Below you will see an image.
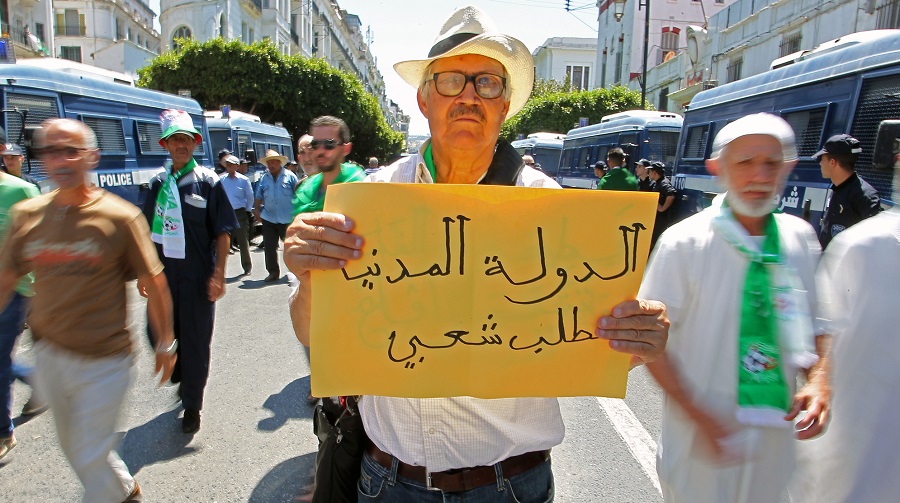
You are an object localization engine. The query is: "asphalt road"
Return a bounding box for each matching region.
[1,245,664,502]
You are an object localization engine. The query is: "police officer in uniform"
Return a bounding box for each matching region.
[815,134,881,248]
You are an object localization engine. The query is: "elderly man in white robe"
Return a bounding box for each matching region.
[789,126,899,503]
[639,113,831,503]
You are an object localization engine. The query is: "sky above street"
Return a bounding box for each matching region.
[149,1,600,135]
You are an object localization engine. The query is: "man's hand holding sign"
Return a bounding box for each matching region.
[286,183,668,398]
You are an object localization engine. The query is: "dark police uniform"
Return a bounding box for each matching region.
[819,172,881,249]
[638,177,656,192]
[142,165,237,411]
[652,176,677,247]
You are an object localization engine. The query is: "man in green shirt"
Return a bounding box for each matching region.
[596,147,638,191]
[0,137,44,459]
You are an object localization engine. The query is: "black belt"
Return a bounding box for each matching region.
[366,442,550,492]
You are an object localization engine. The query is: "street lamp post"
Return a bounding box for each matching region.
[640,0,650,109]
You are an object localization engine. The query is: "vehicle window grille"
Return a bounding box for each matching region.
[5,93,61,180]
[849,74,900,198]
[648,131,680,167]
[136,121,168,154]
[684,124,710,159]
[81,116,126,154]
[782,108,826,157]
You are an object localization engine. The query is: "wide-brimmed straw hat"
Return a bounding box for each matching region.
[259,149,288,166]
[393,5,533,118]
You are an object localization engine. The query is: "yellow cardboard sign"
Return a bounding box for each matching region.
[310,183,657,398]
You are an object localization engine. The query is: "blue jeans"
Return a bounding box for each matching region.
[357,452,554,503]
[1,293,31,437]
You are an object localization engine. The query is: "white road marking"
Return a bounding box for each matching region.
[596,397,662,494]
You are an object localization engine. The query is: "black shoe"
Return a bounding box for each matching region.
[182,409,201,434]
[264,273,279,282]
[243,268,252,276]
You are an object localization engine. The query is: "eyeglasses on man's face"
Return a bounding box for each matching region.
[36,146,89,161]
[310,139,347,151]
[430,72,506,99]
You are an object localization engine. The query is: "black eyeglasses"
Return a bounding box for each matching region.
[310,139,347,151]
[430,72,506,99]
[36,146,89,160]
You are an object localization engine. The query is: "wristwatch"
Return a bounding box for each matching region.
[156,339,178,356]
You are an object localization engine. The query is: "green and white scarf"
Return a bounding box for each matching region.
[292,163,366,216]
[711,204,817,427]
[151,159,195,259]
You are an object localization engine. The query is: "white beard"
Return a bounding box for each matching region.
[720,170,783,218]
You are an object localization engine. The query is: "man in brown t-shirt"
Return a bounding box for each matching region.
[0,119,176,502]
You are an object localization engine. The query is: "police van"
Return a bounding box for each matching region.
[673,30,900,224]
[557,110,682,189]
[205,109,294,184]
[511,133,565,178]
[0,57,212,207]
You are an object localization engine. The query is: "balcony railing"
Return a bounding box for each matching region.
[241,0,262,13]
[55,24,87,36]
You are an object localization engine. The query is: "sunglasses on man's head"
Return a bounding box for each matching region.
[310,139,346,151]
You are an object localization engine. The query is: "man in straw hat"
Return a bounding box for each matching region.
[143,109,237,434]
[284,6,669,501]
[254,148,299,282]
[0,118,176,500]
[640,113,830,502]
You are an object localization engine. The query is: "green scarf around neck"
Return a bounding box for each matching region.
[292,163,366,216]
[151,158,195,259]
[734,213,791,417]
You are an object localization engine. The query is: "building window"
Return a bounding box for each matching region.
[249,29,255,43]
[615,37,625,84]
[172,26,192,50]
[127,28,133,42]
[566,65,591,90]
[56,10,86,36]
[60,46,82,62]
[659,29,679,65]
[779,32,802,57]
[726,56,743,83]
[601,50,608,88]
[34,23,45,43]
[219,14,226,38]
[115,18,123,40]
[877,0,900,28]
[658,87,669,111]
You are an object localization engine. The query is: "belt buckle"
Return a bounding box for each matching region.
[425,471,440,491]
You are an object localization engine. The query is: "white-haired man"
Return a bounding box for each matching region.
[284,6,669,502]
[641,113,830,502]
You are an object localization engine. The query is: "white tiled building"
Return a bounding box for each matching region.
[594,0,731,92]
[643,0,900,111]
[160,0,406,136]
[532,37,598,90]
[2,0,161,76]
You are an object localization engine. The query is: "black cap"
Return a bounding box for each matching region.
[637,158,652,167]
[218,148,233,159]
[593,161,608,170]
[649,161,666,174]
[813,134,862,160]
[3,143,24,156]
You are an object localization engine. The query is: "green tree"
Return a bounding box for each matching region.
[501,86,648,142]
[137,37,404,163]
[530,77,574,99]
